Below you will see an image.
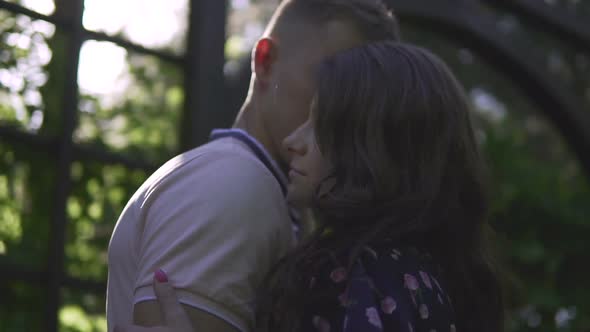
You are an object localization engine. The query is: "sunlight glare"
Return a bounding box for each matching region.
[20,0,55,15]
[79,0,187,101]
[78,41,129,96]
[83,0,186,49]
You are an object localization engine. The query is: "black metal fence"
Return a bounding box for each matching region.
[0,1,227,331]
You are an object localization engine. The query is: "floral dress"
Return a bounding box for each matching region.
[300,243,457,332]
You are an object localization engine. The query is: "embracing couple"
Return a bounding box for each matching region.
[106,0,504,331]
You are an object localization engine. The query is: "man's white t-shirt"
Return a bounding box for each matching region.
[106,131,295,332]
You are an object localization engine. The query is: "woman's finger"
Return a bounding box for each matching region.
[153,269,193,330]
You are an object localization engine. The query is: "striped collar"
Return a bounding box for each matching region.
[209,128,301,235]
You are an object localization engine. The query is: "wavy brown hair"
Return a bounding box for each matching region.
[257,42,504,332]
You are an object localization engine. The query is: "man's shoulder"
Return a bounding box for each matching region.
[165,138,261,173]
[138,138,284,206]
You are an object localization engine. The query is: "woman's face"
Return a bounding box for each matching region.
[282,114,333,208]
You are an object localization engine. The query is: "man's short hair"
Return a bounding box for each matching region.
[276,0,401,42]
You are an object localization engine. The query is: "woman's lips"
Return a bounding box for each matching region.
[289,167,306,178]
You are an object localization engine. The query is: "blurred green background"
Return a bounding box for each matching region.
[0,0,589,331]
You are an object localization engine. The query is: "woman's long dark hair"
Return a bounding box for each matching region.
[257,42,504,332]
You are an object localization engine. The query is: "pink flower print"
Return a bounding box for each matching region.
[363,246,378,260]
[419,271,433,289]
[450,324,457,332]
[437,293,444,304]
[419,304,429,319]
[312,315,331,332]
[404,273,420,291]
[408,322,414,332]
[380,296,397,314]
[431,275,442,291]
[409,291,417,307]
[330,267,347,283]
[365,307,383,329]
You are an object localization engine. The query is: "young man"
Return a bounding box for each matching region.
[106,1,400,331]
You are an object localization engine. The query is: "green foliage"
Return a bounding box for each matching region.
[59,288,107,332]
[0,281,45,331]
[66,162,146,281]
[485,115,590,331]
[0,11,54,132]
[76,51,183,162]
[0,141,53,269]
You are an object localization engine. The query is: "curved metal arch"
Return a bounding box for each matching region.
[227,0,590,177]
[386,0,590,177]
[481,0,590,53]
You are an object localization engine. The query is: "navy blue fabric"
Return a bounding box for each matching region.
[301,244,457,332]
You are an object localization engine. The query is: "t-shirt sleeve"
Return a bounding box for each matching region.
[132,152,294,332]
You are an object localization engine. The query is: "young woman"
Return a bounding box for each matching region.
[116,42,504,332]
[256,41,504,332]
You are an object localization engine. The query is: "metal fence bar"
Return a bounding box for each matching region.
[0,0,183,65]
[85,30,184,65]
[44,0,84,330]
[0,125,159,170]
[483,0,590,53]
[62,276,107,294]
[0,262,46,284]
[388,0,590,178]
[0,0,67,25]
[180,0,228,151]
[73,144,159,171]
[0,263,106,294]
[0,124,57,151]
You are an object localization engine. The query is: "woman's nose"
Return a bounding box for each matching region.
[283,129,307,156]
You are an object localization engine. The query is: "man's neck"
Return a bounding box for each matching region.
[233,102,280,167]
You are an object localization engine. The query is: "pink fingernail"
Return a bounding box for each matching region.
[154,268,168,283]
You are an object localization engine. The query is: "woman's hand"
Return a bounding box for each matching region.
[114,269,194,332]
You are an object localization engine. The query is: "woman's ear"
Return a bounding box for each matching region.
[252,37,278,89]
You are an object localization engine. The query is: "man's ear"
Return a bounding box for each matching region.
[252,37,278,90]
